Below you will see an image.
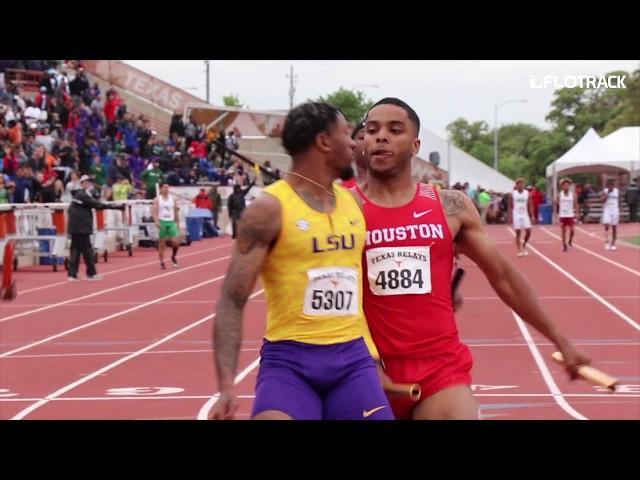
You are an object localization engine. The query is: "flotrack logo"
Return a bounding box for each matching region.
[530,75,627,89]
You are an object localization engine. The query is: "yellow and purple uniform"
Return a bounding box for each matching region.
[252,180,392,420]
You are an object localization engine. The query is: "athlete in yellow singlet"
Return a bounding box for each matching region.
[212,102,392,420]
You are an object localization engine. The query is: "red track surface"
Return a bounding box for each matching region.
[1,224,638,420]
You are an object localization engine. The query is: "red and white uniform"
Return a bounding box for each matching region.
[558,191,575,227]
[355,183,472,418]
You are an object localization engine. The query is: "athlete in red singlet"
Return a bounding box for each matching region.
[356,98,590,420]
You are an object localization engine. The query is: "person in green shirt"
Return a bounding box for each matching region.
[0,176,9,204]
[89,155,106,187]
[141,158,165,200]
[477,188,492,224]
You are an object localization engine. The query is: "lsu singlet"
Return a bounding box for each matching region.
[355,183,463,359]
[260,180,378,355]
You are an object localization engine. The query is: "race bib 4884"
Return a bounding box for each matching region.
[366,246,431,296]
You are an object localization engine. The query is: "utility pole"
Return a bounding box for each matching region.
[204,60,210,103]
[286,65,297,109]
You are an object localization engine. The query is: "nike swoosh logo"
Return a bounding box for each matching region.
[362,406,387,418]
[413,210,432,218]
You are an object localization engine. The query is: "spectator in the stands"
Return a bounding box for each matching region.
[8,119,22,145]
[34,124,54,153]
[90,93,104,115]
[262,160,276,186]
[183,167,199,186]
[189,138,207,159]
[112,174,134,201]
[226,130,239,151]
[46,68,58,93]
[184,115,197,147]
[39,70,55,95]
[116,99,127,120]
[62,170,82,202]
[104,91,120,138]
[109,154,132,184]
[2,146,20,180]
[24,100,42,125]
[13,165,34,203]
[215,129,227,162]
[118,115,138,154]
[141,157,164,199]
[22,131,36,158]
[170,113,185,138]
[137,120,152,155]
[13,90,26,113]
[35,86,50,111]
[0,175,9,203]
[56,70,70,97]
[69,67,91,102]
[128,148,145,187]
[29,145,47,171]
[89,154,106,187]
[34,176,63,203]
[58,138,77,169]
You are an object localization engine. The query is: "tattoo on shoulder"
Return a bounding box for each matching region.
[236,219,273,255]
[440,190,466,216]
[235,204,279,255]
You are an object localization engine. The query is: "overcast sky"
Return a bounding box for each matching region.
[125,60,638,139]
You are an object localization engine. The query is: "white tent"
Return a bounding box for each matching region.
[418,128,515,192]
[545,128,632,178]
[602,126,640,175]
[545,128,632,199]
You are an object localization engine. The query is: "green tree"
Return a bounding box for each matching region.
[603,68,640,134]
[446,118,491,152]
[223,94,243,108]
[522,131,570,182]
[468,143,493,166]
[546,87,587,144]
[315,88,374,123]
[546,70,632,142]
[497,154,529,181]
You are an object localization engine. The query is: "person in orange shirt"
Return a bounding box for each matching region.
[8,120,22,145]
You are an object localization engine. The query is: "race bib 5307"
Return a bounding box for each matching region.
[303,266,359,316]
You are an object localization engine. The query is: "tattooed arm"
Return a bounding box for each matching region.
[211,193,281,419]
[443,189,590,379]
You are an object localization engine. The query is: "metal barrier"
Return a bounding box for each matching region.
[101,200,155,257]
[0,204,67,272]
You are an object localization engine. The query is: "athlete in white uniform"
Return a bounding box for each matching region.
[601,178,620,251]
[152,183,181,269]
[556,178,578,252]
[509,178,533,257]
